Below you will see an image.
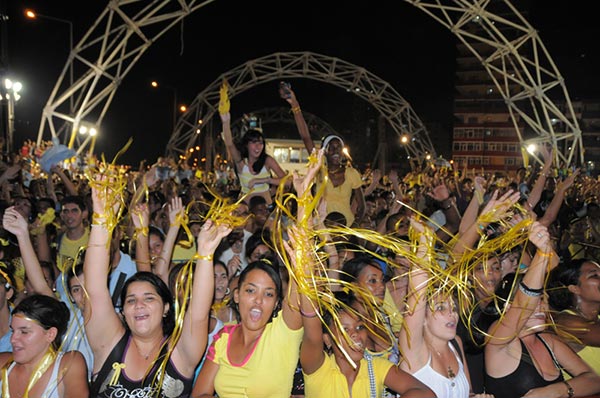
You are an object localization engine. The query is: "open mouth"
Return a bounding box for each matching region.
[249,308,262,322]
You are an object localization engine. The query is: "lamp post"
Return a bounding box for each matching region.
[151,80,179,133]
[1,78,23,154]
[25,9,74,113]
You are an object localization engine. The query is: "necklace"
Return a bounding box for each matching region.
[429,343,455,379]
[133,340,156,361]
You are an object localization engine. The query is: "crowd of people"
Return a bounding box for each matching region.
[0,84,599,398]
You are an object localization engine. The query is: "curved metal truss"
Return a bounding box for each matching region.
[37,0,583,167]
[405,0,583,167]
[230,107,340,139]
[166,51,436,166]
[35,0,215,154]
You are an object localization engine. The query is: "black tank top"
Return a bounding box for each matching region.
[90,331,193,398]
[485,333,563,398]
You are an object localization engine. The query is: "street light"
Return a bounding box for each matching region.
[25,9,74,112]
[1,78,23,154]
[150,80,184,132]
[78,123,98,156]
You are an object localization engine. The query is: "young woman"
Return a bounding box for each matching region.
[484,225,600,398]
[191,260,303,397]
[84,178,230,397]
[192,145,324,398]
[548,258,600,377]
[399,218,492,398]
[299,290,434,398]
[0,294,89,397]
[340,255,401,364]
[220,111,287,206]
[284,87,365,227]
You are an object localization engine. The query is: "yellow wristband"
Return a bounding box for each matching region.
[197,254,214,262]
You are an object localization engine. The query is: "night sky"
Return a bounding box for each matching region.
[3,0,599,167]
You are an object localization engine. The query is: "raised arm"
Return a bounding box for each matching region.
[131,202,152,273]
[485,222,554,347]
[174,219,231,376]
[427,181,461,242]
[220,112,242,167]
[524,145,553,212]
[538,169,579,227]
[283,86,315,153]
[2,206,54,297]
[152,196,184,285]
[399,218,434,372]
[458,175,486,235]
[83,177,125,371]
[451,189,520,259]
[51,165,78,196]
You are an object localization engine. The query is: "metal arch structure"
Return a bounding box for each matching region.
[404,0,583,167]
[37,0,583,168]
[35,0,216,154]
[230,107,340,139]
[166,52,436,166]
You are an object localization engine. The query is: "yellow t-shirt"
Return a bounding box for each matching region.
[172,241,197,264]
[561,310,600,380]
[304,353,393,398]
[58,228,90,263]
[206,313,303,398]
[323,167,363,226]
[383,289,403,334]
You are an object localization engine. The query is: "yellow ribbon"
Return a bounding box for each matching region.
[108,362,126,386]
[218,80,230,115]
[1,348,57,398]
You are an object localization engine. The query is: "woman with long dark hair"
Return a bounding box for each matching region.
[220,110,287,206]
[84,177,231,397]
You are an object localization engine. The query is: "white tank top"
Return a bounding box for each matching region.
[1,351,65,398]
[412,342,470,398]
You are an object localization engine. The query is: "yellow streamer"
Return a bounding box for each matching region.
[218,80,230,115]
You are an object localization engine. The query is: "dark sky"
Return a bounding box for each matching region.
[3,0,599,166]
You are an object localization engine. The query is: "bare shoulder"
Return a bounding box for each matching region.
[60,350,86,368]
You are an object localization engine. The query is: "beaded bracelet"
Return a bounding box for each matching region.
[291,106,301,114]
[518,280,543,297]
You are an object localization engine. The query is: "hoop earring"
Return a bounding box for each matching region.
[225,288,231,295]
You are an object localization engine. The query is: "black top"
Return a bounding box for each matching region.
[485,333,563,398]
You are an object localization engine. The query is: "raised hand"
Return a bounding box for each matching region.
[2,206,29,238]
[528,221,552,254]
[196,219,231,256]
[479,189,521,221]
[293,148,324,197]
[167,196,184,228]
[131,202,149,230]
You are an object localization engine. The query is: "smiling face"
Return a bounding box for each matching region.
[10,314,57,365]
[214,263,229,302]
[247,138,265,161]
[122,281,169,336]
[325,310,368,364]
[234,268,280,331]
[325,139,343,166]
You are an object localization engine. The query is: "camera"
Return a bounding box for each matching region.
[279,81,292,99]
